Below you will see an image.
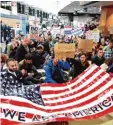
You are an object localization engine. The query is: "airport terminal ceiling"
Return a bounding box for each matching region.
[58,1,113,15]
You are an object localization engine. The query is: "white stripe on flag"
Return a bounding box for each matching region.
[43,79,113,109]
[41,65,98,91]
[42,72,109,99]
[1,89,113,115]
[43,73,110,103]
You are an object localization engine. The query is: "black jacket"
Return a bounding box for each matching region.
[19,60,38,77]
[32,51,49,69]
[68,58,89,78]
[16,44,28,62]
[43,41,50,54]
[9,46,18,59]
[91,55,105,66]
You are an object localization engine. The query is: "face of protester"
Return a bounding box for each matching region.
[39,37,44,42]
[25,59,32,64]
[12,39,17,45]
[27,39,32,45]
[53,59,58,66]
[45,36,49,41]
[80,55,86,63]
[97,50,104,58]
[7,61,17,72]
[108,42,113,48]
[37,48,44,54]
[101,33,103,37]
[12,40,18,48]
[101,38,105,45]
[22,39,28,46]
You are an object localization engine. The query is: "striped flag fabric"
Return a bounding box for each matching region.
[0,65,113,125]
[64,26,72,35]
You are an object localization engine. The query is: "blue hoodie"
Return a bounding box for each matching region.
[45,60,70,83]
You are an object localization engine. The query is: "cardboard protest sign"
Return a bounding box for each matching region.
[78,39,93,52]
[54,43,75,59]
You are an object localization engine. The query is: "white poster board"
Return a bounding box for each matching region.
[71,28,83,36]
[51,27,61,37]
[86,29,100,42]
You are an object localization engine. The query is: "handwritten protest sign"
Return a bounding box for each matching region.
[86,29,100,42]
[51,27,61,37]
[78,39,93,52]
[71,28,83,36]
[54,43,75,59]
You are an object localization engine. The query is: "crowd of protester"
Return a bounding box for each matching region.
[1,21,113,83]
[1,20,113,125]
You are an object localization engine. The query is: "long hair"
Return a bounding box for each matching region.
[79,52,89,67]
[0,54,8,63]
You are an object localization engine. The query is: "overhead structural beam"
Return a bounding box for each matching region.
[82,1,99,7]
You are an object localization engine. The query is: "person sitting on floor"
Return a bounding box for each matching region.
[19,53,41,85]
[45,57,70,84]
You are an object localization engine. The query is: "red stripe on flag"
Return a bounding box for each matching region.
[1,84,112,113]
[41,70,105,96]
[1,65,113,124]
[44,76,112,106]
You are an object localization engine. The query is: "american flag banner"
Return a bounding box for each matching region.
[0,65,113,125]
